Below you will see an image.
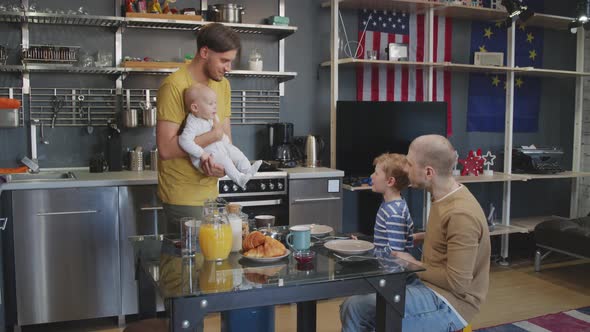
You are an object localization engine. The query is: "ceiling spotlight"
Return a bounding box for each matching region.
[569,0,590,34]
[501,0,533,26]
[576,0,590,22]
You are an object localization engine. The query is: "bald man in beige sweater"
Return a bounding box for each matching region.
[341,135,490,332]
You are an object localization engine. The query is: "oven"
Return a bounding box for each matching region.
[218,171,289,226]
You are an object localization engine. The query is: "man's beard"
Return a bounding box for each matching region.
[205,62,223,82]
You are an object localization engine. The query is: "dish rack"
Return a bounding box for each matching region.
[21,44,80,65]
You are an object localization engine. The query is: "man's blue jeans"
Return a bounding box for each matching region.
[340,278,466,332]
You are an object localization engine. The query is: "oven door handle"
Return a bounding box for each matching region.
[140,206,164,211]
[237,199,282,207]
[293,197,341,204]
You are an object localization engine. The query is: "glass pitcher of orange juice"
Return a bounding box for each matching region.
[199,199,233,261]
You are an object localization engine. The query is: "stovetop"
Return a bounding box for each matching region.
[220,161,287,180]
[218,161,287,196]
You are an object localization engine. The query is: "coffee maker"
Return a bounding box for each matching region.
[267,122,301,168]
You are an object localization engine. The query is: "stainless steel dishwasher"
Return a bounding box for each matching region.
[288,177,343,231]
[119,185,167,316]
[9,187,120,327]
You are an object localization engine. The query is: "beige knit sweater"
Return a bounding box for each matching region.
[417,185,491,323]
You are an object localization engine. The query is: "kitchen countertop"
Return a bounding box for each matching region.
[282,167,344,179]
[0,170,159,192]
[0,166,344,192]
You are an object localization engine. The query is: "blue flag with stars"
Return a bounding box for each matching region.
[467,1,544,132]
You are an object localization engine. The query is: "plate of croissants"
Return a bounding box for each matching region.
[240,231,290,263]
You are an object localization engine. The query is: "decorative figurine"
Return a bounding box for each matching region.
[459,150,485,176]
[482,150,497,176]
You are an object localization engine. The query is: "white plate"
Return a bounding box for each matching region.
[240,249,291,263]
[300,224,334,237]
[324,240,375,255]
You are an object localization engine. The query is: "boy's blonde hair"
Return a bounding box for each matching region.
[373,153,409,191]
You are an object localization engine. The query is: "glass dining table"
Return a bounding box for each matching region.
[129,235,424,332]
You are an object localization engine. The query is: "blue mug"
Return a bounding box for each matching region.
[286,225,311,251]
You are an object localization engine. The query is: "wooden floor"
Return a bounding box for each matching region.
[20,258,590,332]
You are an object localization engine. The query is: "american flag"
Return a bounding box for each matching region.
[357,9,453,135]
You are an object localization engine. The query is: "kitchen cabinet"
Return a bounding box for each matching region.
[289,178,343,232]
[119,185,166,316]
[9,187,119,326]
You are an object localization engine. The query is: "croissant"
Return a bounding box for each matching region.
[243,231,266,251]
[263,237,286,257]
[243,236,287,258]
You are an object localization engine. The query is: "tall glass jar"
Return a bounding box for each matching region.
[199,199,233,261]
[227,203,246,252]
[248,48,263,71]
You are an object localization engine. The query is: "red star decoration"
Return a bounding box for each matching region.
[459,150,485,176]
[476,149,484,174]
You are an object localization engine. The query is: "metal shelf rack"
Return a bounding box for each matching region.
[0,65,25,73]
[25,64,121,75]
[0,12,297,39]
[0,11,23,23]
[23,12,124,28]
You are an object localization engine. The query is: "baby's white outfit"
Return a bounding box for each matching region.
[179,113,261,189]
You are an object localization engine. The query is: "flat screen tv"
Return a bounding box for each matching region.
[336,101,447,177]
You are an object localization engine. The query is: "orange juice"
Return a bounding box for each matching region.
[199,223,233,261]
[199,260,234,293]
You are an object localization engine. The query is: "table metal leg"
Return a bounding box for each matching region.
[137,259,157,320]
[170,297,206,332]
[297,301,317,332]
[369,275,407,332]
[376,293,399,332]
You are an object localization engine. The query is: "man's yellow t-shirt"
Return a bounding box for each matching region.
[156,65,231,206]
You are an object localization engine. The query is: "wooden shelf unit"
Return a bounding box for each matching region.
[322,1,575,31]
[325,0,587,262]
[321,58,590,78]
[489,224,528,236]
[519,171,590,180]
[510,216,563,232]
[321,0,440,13]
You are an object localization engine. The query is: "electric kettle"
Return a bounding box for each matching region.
[305,135,318,168]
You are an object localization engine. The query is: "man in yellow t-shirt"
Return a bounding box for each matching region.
[156,23,240,227]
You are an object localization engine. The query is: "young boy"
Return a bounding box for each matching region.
[179,83,262,189]
[370,153,414,252]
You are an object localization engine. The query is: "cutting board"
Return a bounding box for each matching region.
[125,12,203,21]
[122,61,186,69]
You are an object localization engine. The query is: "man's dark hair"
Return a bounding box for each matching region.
[197,23,241,53]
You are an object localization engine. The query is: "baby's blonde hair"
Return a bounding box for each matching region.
[183,83,214,114]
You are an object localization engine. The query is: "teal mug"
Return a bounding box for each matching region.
[286,225,311,252]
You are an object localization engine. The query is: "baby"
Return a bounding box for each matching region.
[179,84,262,189]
